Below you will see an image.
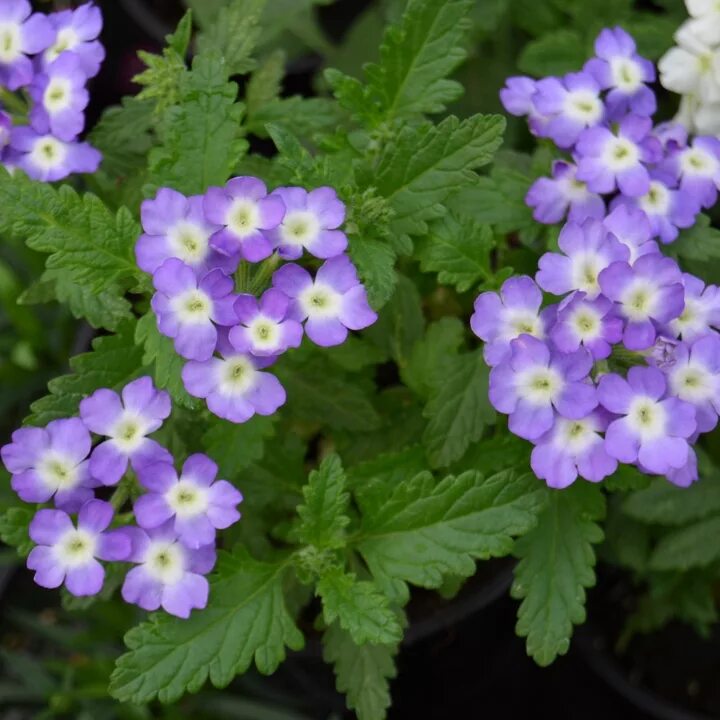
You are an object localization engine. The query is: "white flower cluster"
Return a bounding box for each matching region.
[659,0,720,135]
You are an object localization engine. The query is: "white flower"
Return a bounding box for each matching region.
[685,0,720,45]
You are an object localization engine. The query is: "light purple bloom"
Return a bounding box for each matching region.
[1,418,94,511]
[471,275,554,367]
[653,122,688,153]
[532,72,604,148]
[182,332,286,424]
[488,335,597,441]
[42,2,104,78]
[272,254,377,347]
[135,454,242,549]
[203,177,285,262]
[536,219,629,299]
[136,189,236,276]
[28,52,88,141]
[598,366,696,475]
[119,523,216,618]
[598,254,685,350]
[531,411,617,489]
[550,292,622,360]
[665,136,720,209]
[0,0,53,90]
[525,161,605,225]
[499,75,549,136]
[79,376,172,487]
[229,288,303,357]
[269,187,348,260]
[151,258,238,361]
[584,26,656,119]
[8,127,100,181]
[27,500,130,596]
[666,447,699,488]
[575,114,661,197]
[665,334,720,433]
[602,204,658,263]
[668,273,720,341]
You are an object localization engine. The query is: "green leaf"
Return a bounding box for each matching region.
[147,53,246,195]
[246,50,285,116]
[317,568,402,645]
[323,622,398,720]
[669,214,720,263]
[649,515,720,571]
[348,236,398,310]
[26,322,144,426]
[512,483,605,666]
[417,212,494,292]
[356,469,545,604]
[110,549,303,704]
[517,30,587,76]
[0,507,33,557]
[297,454,350,549]
[374,114,505,237]
[422,349,495,468]
[135,313,198,410]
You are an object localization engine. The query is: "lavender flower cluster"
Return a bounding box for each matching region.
[0,0,102,181]
[471,27,720,490]
[1,377,243,618]
[137,178,378,423]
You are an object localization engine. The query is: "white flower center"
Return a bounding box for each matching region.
[564,89,603,124]
[680,147,718,177]
[500,308,543,342]
[627,396,666,441]
[671,297,706,338]
[281,210,320,247]
[45,27,80,63]
[143,540,185,585]
[110,411,148,453]
[36,451,80,492]
[556,417,598,454]
[173,289,213,325]
[516,366,564,406]
[29,136,67,171]
[561,175,591,201]
[43,77,72,113]
[299,282,342,319]
[219,356,257,396]
[610,57,643,92]
[639,181,670,215]
[570,252,604,296]
[604,137,639,171]
[248,316,280,350]
[167,221,210,265]
[0,23,21,63]
[620,278,660,322]
[165,480,209,519]
[55,528,97,569]
[226,199,260,238]
[670,362,716,404]
[570,306,602,341]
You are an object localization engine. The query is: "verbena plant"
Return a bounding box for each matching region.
[1,1,720,718]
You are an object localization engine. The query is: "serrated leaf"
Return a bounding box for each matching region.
[297,454,350,549]
[374,114,505,237]
[512,483,605,666]
[648,515,720,571]
[317,568,402,645]
[417,212,494,292]
[347,236,398,310]
[246,50,285,116]
[26,322,144,426]
[323,622,398,720]
[356,469,545,604]
[0,507,33,557]
[422,348,495,468]
[669,214,720,263]
[109,549,303,704]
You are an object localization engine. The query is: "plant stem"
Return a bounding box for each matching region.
[0,88,27,117]
[249,252,280,295]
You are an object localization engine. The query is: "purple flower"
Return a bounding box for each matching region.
[525,161,605,225]
[182,332,286,424]
[151,259,238,361]
[28,52,88,141]
[598,254,685,350]
[575,114,661,197]
[471,275,554,367]
[268,187,348,260]
[0,0,53,90]
[272,254,377,347]
[666,447,699,488]
[488,335,597,441]
[79,376,172,487]
[134,454,242,549]
[136,189,236,276]
[653,121,688,153]
[531,411,617,489]
[1,418,94,511]
[666,335,720,434]
[598,366,696,475]
[550,292,622,359]
[584,27,656,119]
[42,2,104,78]
[532,72,604,148]
[27,500,130,596]
[536,219,629,299]
[229,288,303,357]
[668,273,720,341]
[119,523,216,618]
[8,127,100,181]
[602,204,658,263]
[665,136,720,209]
[203,177,285,262]
[499,76,549,136]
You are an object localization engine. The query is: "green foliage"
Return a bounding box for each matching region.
[0,507,33,556]
[649,516,720,571]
